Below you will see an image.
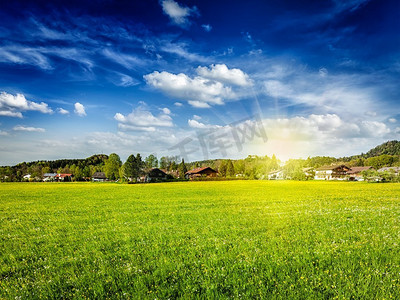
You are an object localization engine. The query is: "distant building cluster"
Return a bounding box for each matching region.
[268,165,400,181]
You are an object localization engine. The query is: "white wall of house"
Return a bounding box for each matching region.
[314,170,333,180]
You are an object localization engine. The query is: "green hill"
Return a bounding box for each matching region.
[365,140,400,157]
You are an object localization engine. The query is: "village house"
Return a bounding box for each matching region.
[185,167,217,179]
[145,168,168,182]
[346,166,374,181]
[43,173,57,182]
[268,170,284,180]
[55,173,73,182]
[314,165,350,180]
[92,172,107,182]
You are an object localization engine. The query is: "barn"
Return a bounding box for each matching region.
[185,167,217,179]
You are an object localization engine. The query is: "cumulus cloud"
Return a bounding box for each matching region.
[0,91,53,118]
[174,102,183,107]
[74,102,86,116]
[145,71,233,106]
[57,108,69,115]
[161,0,198,26]
[188,119,221,129]
[196,64,252,86]
[13,125,45,132]
[263,114,391,141]
[388,118,397,123]
[114,104,173,132]
[144,64,251,107]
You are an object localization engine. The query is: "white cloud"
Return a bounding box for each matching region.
[144,71,234,106]
[117,124,157,132]
[0,130,9,136]
[262,114,391,143]
[395,127,400,134]
[118,74,139,87]
[144,64,251,107]
[0,111,23,118]
[13,125,45,132]
[360,121,391,137]
[161,107,171,115]
[193,114,201,120]
[262,72,381,118]
[0,46,52,70]
[188,101,211,108]
[102,49,144,69]
[249,49,263,55]
[319,68,328,77]
[57,108,69,115]
[0,91,53,118]
[160,42,208,62]
[188,119,221,129]
[161,0,197,26]
[202,24,212,32]
[196,64,252,86]
[114,105,173,131]
[388,118,397,123]
[74,102,86,116]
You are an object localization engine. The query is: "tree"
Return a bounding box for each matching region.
[135,153,145,178]
[178,159,187,179]
[74,166,83,181]
[124,154,145,182]
[124,155,136,182]
[219,160,227,177]
[226,160,235,177]
[105,153,122,180]
[159,157,168,169]
[234,160,245,175]
[145,154,158,169]
[271,154,279,170]
[170,161,177,171]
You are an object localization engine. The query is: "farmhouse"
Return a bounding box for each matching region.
[55,173,73,182]
[268,170,284,180]
[314,165,350,180]
[92,172,107,182]
[185,167,217,179]
[146,168,168,182]
[43,173,57,181]
[346,166,374,181]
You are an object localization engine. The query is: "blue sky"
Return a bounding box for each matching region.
[0,0,399,165]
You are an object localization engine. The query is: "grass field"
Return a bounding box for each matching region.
[0,181,399,299]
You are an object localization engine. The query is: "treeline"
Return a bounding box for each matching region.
[0,154,108,182]
[1,140,400,182]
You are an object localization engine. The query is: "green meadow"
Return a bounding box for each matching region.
[0,181,399,299]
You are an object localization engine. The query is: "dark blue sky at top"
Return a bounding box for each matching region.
[0,0,399,164]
